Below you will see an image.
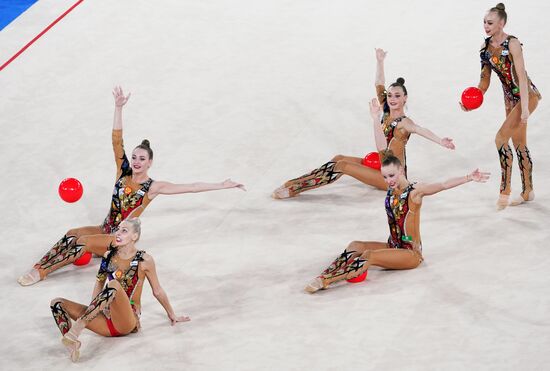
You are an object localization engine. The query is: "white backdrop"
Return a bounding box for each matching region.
[1,1,549,370]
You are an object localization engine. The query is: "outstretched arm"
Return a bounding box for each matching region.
[112,86,131,131]
[368,98,387,152]
[143,255,190,325]
[403,120,455,150]
[147,179,245,199]
[374,48,387,87]
[412,169,490,202]
[509,38,530,124]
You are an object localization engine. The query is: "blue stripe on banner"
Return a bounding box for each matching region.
[0,0,39,31]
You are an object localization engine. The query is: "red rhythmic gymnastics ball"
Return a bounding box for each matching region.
[347,271,367,283]
[73,252,92,266]
[58,178,83,203]
[361,152,381,170]
[461,87,484,110]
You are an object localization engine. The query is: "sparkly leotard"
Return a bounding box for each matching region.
[480,36,541,111]
[376,85,410,176]
[385,183,422,253]
[97,248,146,332]
[101,130,154,234]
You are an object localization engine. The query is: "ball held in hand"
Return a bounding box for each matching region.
[461,87,484,110]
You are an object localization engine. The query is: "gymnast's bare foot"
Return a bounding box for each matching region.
[304,277,325,294]
[496,194,510,210]
[17,268,41,286]
[62,332,81,362]
[272,185,292,199]
[509,190,535,206]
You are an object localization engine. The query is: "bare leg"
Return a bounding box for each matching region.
[510,95,539,206]
[494,95,539,210]
[306,241,421,293]
[19,226,115,286]
[273,158,344,198]
[334,160,386,190]
[51,280,136,362]
[496,143,513,209]
[322,248,421,287]
[305,241,388,293]
[273,155,384,199]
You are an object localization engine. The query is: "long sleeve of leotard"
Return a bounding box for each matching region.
[376,84,386,105]
[478,63,492,94]
[112,129,130,179]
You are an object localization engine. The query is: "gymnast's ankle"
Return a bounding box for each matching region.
[510,190,534,206]
[496,194,509,211]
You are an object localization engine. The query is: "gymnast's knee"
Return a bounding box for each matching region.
[66,228,80,237]
[360,250,373,260]
[494,134,507,148]
[334,159,350,172]
[348,241,368,254]
[50,297,66,307]
[347,241,361,250]
[75,235,91,249]
[106,279,122,290]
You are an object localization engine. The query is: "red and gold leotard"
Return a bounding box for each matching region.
[97,248,146,330]
[376,85,410,175]
[480,35,541,111]
[385,183,422,254]
[101,130,154,234]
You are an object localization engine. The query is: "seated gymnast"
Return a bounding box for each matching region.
[49,218,189,362]
[305,98,490,293]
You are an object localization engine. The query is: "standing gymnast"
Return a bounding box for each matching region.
[18,87,244,286]
[461,3,541,209]
[272,48,455,199]
[50,218,189,362]
[305,98,489,293]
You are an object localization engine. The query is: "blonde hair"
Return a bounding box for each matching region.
[124,218,142,241]
[490,3,507,24]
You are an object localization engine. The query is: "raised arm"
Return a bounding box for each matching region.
[411,169,490,202]
[368,98,387,152]
[375,48,387,87]
[508,38,530,124]
[402,120,455,150]
[374,48,388,106]
[112,86,131,131]
[147,179,245,200]
[111,87,132,176]
[143,255,190,325]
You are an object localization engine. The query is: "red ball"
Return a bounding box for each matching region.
[73,252,92,266]
[347,271,368,283]
[461,87,484,110]
[361,152,381,170]
[58,178,83,203]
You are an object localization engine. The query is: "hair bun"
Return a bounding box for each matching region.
[381,149,395,160]
[396,77,405,85]
[496,3,505,10]
[141,139,150,147]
